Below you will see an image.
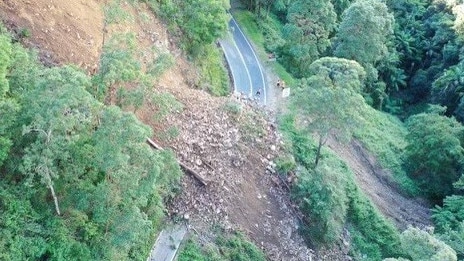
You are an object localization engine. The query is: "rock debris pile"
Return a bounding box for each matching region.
[159,95,315,260]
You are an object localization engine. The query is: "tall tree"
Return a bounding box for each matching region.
[293,57,366,167]
[333,0,394,106]
[88,105,181,260]
[20,66,99,216]
[280,0,337,77]
[404,108,464,199]
[334,0,394,67]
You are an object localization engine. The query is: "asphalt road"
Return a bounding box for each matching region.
[147,224,187,261]
[220,17,267,104]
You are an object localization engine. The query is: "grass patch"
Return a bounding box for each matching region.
[178,231,266,261]
[104,0,134,25]
[196,45,230,96]
[354,107,420,196]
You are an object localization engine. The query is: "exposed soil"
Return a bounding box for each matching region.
[327,138,432,230]
[0,0,103,72]
[1,1,432,260]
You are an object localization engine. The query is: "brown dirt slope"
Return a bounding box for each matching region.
[0,0,103,72]
[327,138,432,230]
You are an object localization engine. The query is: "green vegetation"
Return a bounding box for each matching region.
[280,116,402,259]
[240,0,464,258]
[391,227,457,261]
[404,109,464,199]
[177,232,266,261]
[293,57,366,167]
[143,0,230,96]
[104,0,134,25]
[196,45,230,96]
[0,20,182,260]
[3,0,464,258]
[432,180,464,259]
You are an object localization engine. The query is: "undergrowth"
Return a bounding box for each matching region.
[177,231,266,261]
[354,106,420,196]
[142,0,231,97]
[279,114,403,260]
[196,44,230,96]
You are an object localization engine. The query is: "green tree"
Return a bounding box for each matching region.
[404,109,464,199]
[293,159,349,243]
[333,0,394,106]
[293,57,366,167]
[437,222,464,259]
[334,0,394,66]
[92,33,143,101]
[20,66,99,216]
[280,0,337,77]
[89,106,182,259]
[0,32,15,166]
[432,179,464,259]
[178,0,229,54]
[399,227,457,261]
[431,61,464,119]
[0,184,47,260]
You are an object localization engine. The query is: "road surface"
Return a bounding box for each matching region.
[147,224,187,261]
[220,17,267,104]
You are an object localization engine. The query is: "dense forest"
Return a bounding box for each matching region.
[0,26,186,259]
[237,0,464,260]
[2,0,464,260]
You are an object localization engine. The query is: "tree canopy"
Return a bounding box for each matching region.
[404,109,464,199]
[279,0,337,77]
[293,57,366,167]
[0,23,182,260]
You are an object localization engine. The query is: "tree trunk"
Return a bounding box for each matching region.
[146,138,209,186]
[314,134,328,168]
[45,173,61,216]
[314,136,323,168]
[48,184,61,216]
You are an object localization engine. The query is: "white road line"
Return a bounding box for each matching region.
[219,40,238,93]
[231,18,267,104]
[229,26,253,97]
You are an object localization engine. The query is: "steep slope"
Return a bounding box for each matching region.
[0,1,319,260]
[0,0,102,72]
[1,1,433,260]
[327,138,432,230]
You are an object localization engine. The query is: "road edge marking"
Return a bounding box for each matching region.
[231,17,267,104]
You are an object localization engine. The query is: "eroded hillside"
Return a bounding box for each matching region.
[0,1,434,260]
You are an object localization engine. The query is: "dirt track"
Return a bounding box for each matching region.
[327,138,432,230]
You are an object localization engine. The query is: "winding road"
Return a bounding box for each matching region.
[220,17,267,104]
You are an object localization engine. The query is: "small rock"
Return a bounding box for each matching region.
[195,159,202,166]
[184,213,190,220]
[270,145,276,151]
